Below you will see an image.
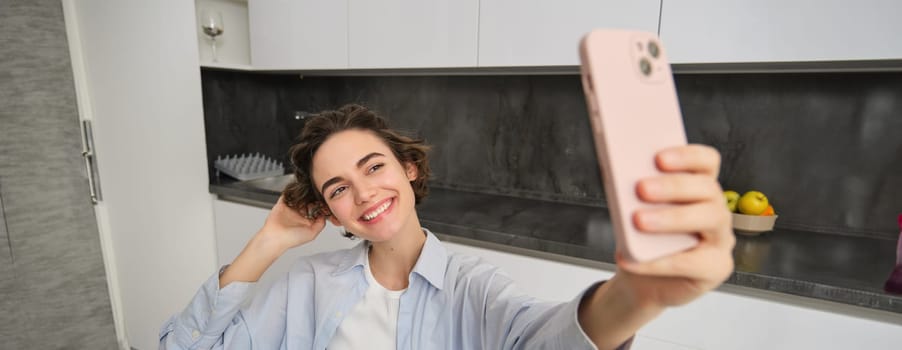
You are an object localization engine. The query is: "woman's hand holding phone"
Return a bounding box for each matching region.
[578,145,734,350]
[615,144,735,308]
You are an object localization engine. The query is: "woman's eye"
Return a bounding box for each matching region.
[368,163,384,174]
[329,186,347,198]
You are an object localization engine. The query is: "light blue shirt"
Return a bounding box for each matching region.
[159,230,632,349]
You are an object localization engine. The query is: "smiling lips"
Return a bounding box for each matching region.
[361,198,393,222]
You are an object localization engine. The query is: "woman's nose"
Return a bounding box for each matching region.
[354,182,377,204]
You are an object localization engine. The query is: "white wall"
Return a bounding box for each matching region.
[66,1,218,349]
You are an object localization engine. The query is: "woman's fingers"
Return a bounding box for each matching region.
[634,169,733,246]
[635,144,733,244]
[615,144,735,288]
[655,144,721,177]
[637,173,723,204]
[272,195,324,227]
[307,215,327,235]
[634,203,733,243]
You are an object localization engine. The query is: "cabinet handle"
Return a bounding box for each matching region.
[80,120,102,204]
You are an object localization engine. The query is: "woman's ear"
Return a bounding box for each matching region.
[327,215,341,227]
[404,161,418,181]
[321,207,341,226]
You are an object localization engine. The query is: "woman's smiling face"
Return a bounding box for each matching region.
[311,129,419,242]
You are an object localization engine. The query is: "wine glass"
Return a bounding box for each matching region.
[201,10,224,62]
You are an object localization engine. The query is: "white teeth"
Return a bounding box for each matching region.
[363,200,391,221]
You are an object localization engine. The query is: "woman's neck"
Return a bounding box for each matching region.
[367,215,426,291]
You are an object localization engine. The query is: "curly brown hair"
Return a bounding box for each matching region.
[282,104,431,225]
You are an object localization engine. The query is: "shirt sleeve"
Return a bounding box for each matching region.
[158,265,294,350]
[481,273,633,350]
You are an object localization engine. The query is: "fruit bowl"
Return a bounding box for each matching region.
[732,213,778,236]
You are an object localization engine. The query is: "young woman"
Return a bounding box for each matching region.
[160,104,734,350]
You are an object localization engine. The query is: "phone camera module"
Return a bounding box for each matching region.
[647,41,660,58]
[639,58,652,76]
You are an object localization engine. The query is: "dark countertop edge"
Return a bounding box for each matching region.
[209,183,902,316]
[202,59,902,75]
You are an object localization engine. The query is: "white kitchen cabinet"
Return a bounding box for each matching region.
[478,0,661,67]
[660,0,902,64]
[447,241,902,349]
[248,0,348,70]
[348,0,478,69]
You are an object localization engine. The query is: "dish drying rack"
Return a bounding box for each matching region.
[214,153,285,181]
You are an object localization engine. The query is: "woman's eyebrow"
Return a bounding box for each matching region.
[356,152,385,168]
[320,152,386,194]
[320,176,345,195]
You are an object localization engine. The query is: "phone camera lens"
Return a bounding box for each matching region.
[639,58,652,76]
[647,41,660,58]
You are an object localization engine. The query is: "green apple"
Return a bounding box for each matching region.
[724,190,740,212]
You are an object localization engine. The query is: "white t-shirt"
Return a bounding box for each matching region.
[329,263,406,350]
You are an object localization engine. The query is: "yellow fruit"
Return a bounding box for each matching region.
[738,191,769,215]
[723,190,739,212]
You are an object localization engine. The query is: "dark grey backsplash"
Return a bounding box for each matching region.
[678,73,902,238]
[201,70,902,239]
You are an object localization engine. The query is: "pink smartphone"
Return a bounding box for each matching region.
[579,29,699,262]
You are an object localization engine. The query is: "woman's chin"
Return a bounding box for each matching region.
[354,228,399,243]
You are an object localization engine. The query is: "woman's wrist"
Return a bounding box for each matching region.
[218,229,289,288]
[249,228,292,260]
[605,274,666,317]
[579,275,665,349]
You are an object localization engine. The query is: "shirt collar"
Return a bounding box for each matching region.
[411,228,447,290]
[332,239,367,276]
[332,228,447,290]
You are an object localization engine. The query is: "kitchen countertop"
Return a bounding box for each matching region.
[210,176,902,315]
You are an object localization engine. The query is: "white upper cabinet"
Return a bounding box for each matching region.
[478,0,662,67]
[660,0,902,64]
[248,0,348,70]
[247,0,902,70]
[348,0,479,69]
